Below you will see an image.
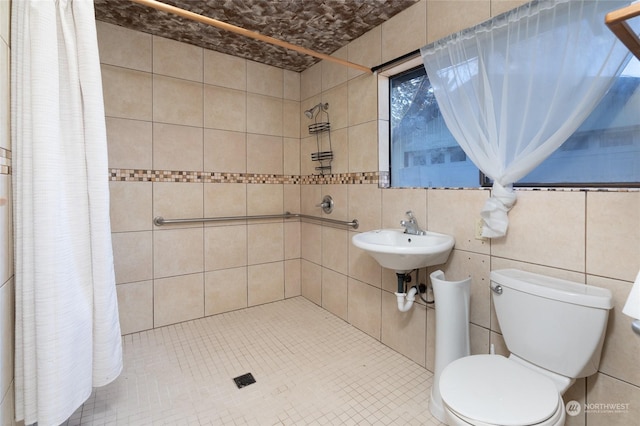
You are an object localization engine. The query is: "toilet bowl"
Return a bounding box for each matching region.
[445,399,565,426]
[436,269,613,426]
[440,355,565,426]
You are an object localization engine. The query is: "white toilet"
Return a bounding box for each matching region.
[438,269,613,426]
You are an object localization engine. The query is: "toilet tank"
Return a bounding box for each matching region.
[491,269,613,378]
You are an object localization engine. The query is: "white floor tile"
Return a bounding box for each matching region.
[63,297,443,425]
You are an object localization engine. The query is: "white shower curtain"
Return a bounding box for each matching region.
[421,0,633,237]
[11,1,123,425]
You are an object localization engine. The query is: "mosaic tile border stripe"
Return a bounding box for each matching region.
[0,148,11,175]
[109,169,383,185]
[109,168,639,192]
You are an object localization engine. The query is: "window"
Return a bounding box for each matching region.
[389,58,640,188]
[390,66,479,188]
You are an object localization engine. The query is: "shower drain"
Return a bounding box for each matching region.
[233,372,256,389]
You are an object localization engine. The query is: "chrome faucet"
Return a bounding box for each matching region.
[400,210,426,235]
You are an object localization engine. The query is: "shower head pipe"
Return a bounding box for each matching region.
[304,102,329,119]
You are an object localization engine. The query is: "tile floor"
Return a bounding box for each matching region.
[63,297,444,425]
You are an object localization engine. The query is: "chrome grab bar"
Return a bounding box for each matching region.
[153,212,359,229]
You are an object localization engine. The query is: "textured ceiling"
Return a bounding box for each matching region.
[93,0,419,73]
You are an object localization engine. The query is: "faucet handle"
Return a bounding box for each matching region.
[317,195,334,213]
[405,210,415,219]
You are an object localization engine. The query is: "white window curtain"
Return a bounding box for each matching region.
[12,1,123,424]
[421,0,633,238]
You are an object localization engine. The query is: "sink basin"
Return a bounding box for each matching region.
[352,228,454,273]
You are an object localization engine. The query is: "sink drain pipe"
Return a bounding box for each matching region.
[395,273,418,312]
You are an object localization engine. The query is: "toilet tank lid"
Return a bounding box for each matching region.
[491,269,613,309]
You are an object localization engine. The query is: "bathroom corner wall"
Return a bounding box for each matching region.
[301,1,640,425]
[97,22,302,335]
[0,0,14,424]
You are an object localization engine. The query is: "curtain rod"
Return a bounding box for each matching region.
[371,49,421,73]
[605,2,640,60]
[130,0,372,74]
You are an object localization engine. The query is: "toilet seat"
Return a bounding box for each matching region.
[440,355,562,426]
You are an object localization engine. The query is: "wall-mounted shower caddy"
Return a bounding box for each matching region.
[305,102,333,175]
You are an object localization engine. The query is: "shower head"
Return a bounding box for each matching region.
[304,102,329,119]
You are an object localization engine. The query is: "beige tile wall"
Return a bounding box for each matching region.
[97,1,639,425]
[300,1,640,426]
[97,21,302,336]
[0,0,13,423]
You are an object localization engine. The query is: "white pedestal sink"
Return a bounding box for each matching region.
[352,229,468,424]
[351,228,454,273]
